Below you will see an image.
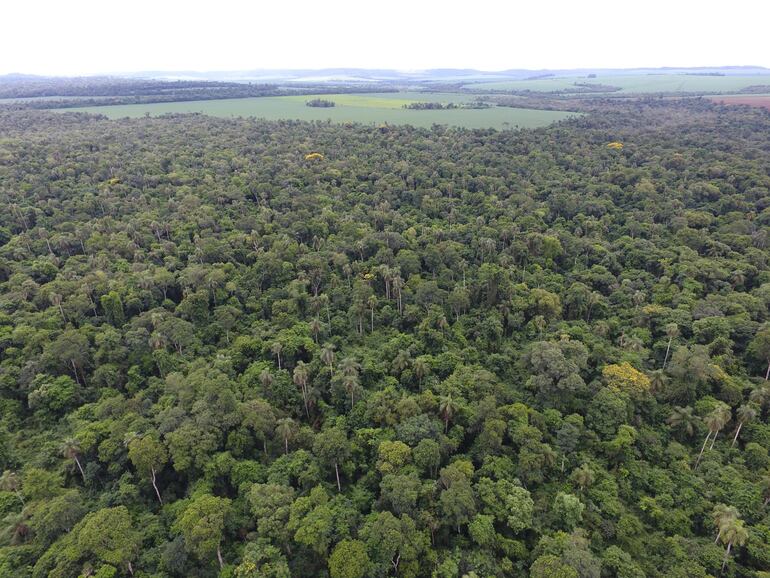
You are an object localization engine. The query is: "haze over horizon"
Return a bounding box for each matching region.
[4,0,768,76]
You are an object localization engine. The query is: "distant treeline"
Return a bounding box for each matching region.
[306,98,336,108]
[739,85,770,94]
[0,77,399,110]
[403,101,491,110]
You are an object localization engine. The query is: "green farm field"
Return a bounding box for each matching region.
[56,92,577,129]
[467,74,770,93]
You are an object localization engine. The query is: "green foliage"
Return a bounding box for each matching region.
[1,97,769,577]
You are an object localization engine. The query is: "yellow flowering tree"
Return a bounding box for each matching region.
[602,362,651,396]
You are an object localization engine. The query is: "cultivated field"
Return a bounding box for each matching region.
[467,74,770,94]
[710,95,770,110]
[56,92,577,129]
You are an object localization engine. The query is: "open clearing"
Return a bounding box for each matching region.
[466,74,770,94]
[55,92,577,129]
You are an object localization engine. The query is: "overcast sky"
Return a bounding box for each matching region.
[2,0,768,75]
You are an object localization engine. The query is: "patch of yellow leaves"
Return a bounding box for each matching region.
[305,152,324,161]
[606,142,624,150]
[602,362,651,395]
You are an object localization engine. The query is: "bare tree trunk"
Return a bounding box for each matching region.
[334,462,341,492]
[731,422,743,448]
[217,545,224,569]
[695,431,712,469]
[284,437,289,455]
[765,359,770,381]
[301,386,310,419]
[721,541,732,573]
[151,467,163,505]
[74,456,86,482]
[71,360,81,385]
[663,336,673,369]
[710,430,720,451]
[127,560,134,576]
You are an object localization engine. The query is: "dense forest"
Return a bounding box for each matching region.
[0,98,770,578]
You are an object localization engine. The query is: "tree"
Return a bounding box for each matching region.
[320,342,336,371]
[359,511,428,576]
[240,398,277,455]
[438,394,459,433]
[666,406,699,438]
[748,327,770,380]
[173,494,231,569]
[313,427,351,492]
[731,404,757,448]
[711,504,738,544]
[695,402,731,468]
[329,539,370,578]
[439,475,476,533]
[77,506,140,576]
[272,341,283,370]
[413,438,441,477]
[552,493,584,531]
[293,361,311,418]
[530,555,578,578]
[663,323,679,369]
[412,356,430,388]
[47,329,89,385]
[571,464,595,493]
[339,356,361,377]
[719,518,748,572]
[60,438,86,483]
[127,434,168,504]
[234,542,290,578]
[248,483,295,544]
[0,470,24,506]
[275,418,297,454]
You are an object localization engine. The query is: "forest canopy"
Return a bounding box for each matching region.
[0,97,769,577]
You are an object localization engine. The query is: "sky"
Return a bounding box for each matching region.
[2,0,768,75]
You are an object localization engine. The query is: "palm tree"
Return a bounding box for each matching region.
[391,350,411,376]
[320,343,335,371]
[293,362,310,418]
[712,504,738,544]
[0,471,24,507]
[663,323,679,369]
[438,395,459,434]
[259,368,274,389]
[731,404,757,448]
[695,403,730,469]
[309,318,322,343]
[709,404,732,450]
[749,384,770,410]
[342,373,361,409]
[648,369,668,395]
[61,438,86,482]
[666,406,698,438]
[719,518,748,573]
[275,418,296,455]
[413,357,430,389]
[271,341,283,370]
[339,356,361,378]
